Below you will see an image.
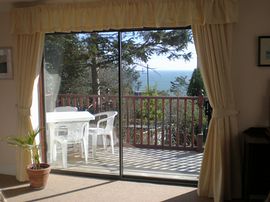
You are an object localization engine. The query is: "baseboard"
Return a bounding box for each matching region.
[0,165,16,176]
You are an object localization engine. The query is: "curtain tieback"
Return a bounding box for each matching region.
[17,105,31,116]
[212,108,238,118]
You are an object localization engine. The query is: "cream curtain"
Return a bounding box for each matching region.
[14,33,44,181]
[11,0,238,34]
[192,24,241,201]
[11,0,240,200]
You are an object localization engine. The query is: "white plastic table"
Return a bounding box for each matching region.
[46,111,95,164]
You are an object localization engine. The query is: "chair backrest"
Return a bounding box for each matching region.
[56,122,88,142]
[67,122,88,142]
[54,106,85,142]
[54,106,78,112]
[96,111,118,132]
[105,111,117,131]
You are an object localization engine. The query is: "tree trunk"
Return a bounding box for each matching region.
[91,61,100,95]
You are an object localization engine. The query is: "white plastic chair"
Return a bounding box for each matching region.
[53,106,78,135]
[53,122,89,168]
[88,111,118,158]
[52,106,89,168]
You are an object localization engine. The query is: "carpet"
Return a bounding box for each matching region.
[0,191,6,202]
[0,174,211,202]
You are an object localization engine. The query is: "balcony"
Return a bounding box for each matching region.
[46,94,210,180]
[51,146,203,181]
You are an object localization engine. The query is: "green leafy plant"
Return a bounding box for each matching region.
[138,85,163,123]
[3,128,42,169]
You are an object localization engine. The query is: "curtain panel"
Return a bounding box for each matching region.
[11,0,238,34]
[11,0,240,201]
[14,33,45,181]
[192,24,240,201]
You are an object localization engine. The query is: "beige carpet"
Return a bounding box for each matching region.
[0,173,216,202]
[0,191,6,202]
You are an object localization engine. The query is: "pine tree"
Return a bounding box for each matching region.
[170,76,189,96]
[187,68,205,96]
[44,29,194,96]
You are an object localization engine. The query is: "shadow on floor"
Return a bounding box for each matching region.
[0,174,28,189]
[162,190,212,202]
[0,174,116,201]
[162,190,246,202]
[0,174,31,198]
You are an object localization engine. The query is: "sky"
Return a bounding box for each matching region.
[136,43,197,72]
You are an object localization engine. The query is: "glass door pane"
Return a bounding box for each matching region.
[121,29,204,181]
[44,32,120,175]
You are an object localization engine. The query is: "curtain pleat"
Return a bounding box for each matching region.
[14,33,44,181]
[192,24,241,201]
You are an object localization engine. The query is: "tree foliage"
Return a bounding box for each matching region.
[140,85,163,122]
[44,29,193,96]
[170,76,189,96]
[169,68,205,97]
[44,34,90,95]
[137,30,193,61]
[187,68,205,96]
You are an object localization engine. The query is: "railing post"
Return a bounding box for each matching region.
[161,98,165,148]
[79,95,84,110]
[147,97,150,145]
[61,96,65,106]
[176,97,180,148]
[197,95,204,152]
[126,97,130,144]
[197,132,203,153]
[191,98,195,148]
[168,98,172,147]
[133,97,136,144]
[154,98,157,146]
[140,98,143,145]
[183,98,187,149]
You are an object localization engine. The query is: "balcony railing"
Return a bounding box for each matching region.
[54,94,209,152]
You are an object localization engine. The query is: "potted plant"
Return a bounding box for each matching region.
[3,128,51,189]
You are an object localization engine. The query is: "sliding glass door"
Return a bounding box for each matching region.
[43,29,205,181]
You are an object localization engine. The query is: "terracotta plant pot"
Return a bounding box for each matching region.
[26,163,51,189]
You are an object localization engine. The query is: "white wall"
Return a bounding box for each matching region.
[232,0,270,132]
[0,5,18,175]
[0,0,270,176]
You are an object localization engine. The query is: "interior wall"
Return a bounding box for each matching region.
[0,0,269,176]
[232,0,270,132]
[0,5,17,175]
